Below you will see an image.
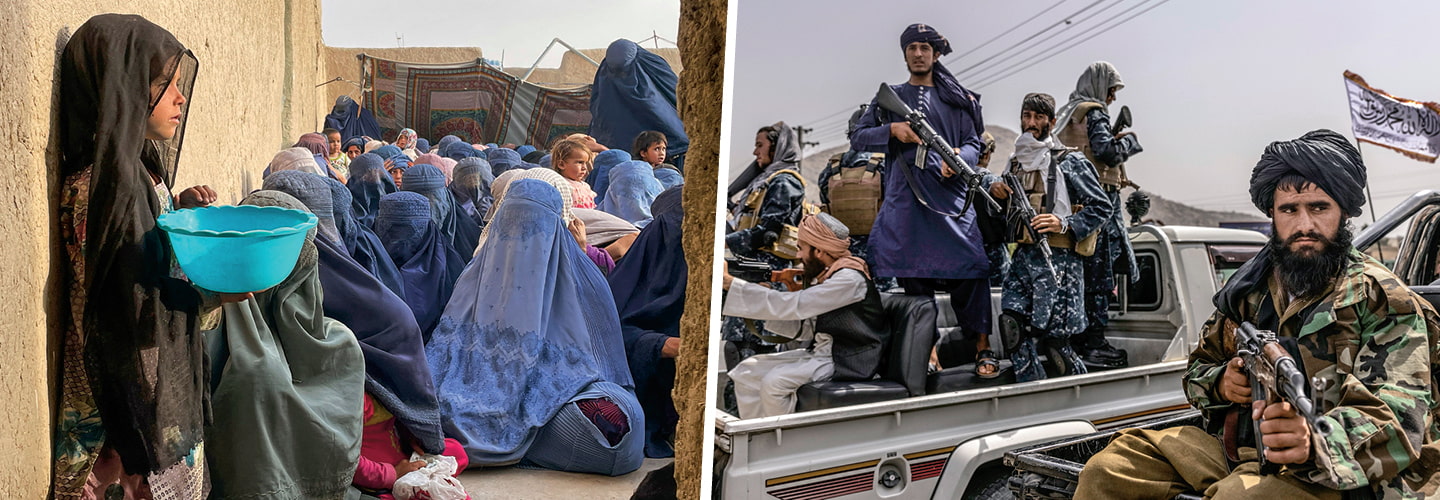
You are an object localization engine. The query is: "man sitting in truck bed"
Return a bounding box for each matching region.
[721,213,887,419]
[1074,130,1440,499]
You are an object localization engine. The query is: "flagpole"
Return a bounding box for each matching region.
[1355,140,1385,263]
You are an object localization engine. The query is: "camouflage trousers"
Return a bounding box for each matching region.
[1002,244,1088,337]
[1075,425,1340,500]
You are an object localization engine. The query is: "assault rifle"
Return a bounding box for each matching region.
[872,83,1002,217]
[1000,172,1057,279]
[1233,322,1332,472]
[725,254,774,284]
[1111,105,1132,136]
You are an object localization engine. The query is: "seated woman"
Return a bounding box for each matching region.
[327,177,406,300]
[597,160,664,228]
[375,191,465,340]
[427,179,645,476]
[608,185,685,458]
[486,147,523,177]
[346,152,396,228]
[206,190,366,499]
[258,176,468,498]
[486,168,616,274]
[449,157,495,227]
[402,164,483,261]
[588,149,632,206]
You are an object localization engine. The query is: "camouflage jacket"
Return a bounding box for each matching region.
[1183,249,1440,499]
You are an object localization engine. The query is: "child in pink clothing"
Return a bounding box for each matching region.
[553,138,598,209]
[354,393,470,499]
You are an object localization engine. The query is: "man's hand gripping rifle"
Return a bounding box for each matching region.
[872,83,1002,217]
[1234,321,1332,470]
[1000,172,1057,279]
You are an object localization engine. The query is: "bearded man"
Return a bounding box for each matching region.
[721,213,887,419]
[1075,130,1440,499]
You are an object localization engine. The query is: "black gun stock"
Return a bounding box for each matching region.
[1234,321,1331,472]
[1111,105,1132,136]
[1001,173,1057,279]
[873,83,1002,216]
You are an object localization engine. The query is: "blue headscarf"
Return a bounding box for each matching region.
[425,178,633,466]
[450,157,495,226]
[653,166,683,190]
[325,95,383,142]
[372,144,403,161]
[539,154,552,168]
[588,149,632,206]
[327,177,407,299]
[262,170,340,243]
[516,145,537,157]
[342,136,368,155]
[440,139,478,162]
[403,164,481,260]
[589,40,689,169]
[415,138,431,154]
[346,153,397,228]
[606,185,684,458]
[375,192,464,339]
[388,154,412,176]
[597,160,664,228]
[488,148,522,177]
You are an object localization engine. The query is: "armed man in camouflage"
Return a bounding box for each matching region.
[1076,130,1440,499]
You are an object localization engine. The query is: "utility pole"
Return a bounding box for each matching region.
[794,125,819,180]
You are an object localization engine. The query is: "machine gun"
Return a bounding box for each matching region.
[1111,105,1132,136]
[725,254,774,284]
[1000,172,1057,279]
[1233,321,1332,472]
[872,83,1002,218]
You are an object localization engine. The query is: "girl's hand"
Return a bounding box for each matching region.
[394,459,427,478]
[178,185,218,209]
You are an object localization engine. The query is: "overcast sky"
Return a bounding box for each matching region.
[321,0,680,67]
[727,0,1440,221]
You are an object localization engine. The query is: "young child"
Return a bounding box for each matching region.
[632,130,668,167]
[324,127,350,175]
[553,138,599,209]
[354,392,471,500]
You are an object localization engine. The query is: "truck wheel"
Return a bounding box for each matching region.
[962,466,1014,500]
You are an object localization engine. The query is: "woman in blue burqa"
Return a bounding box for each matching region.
[326,177,406,299]
[607,185,685,458]
[205,189,365,499]
[325,95,382,143]
[374,191,465,340]
[448,156,495,226]
[346,152,396,228]
[589,39,689,171]
[402,164,483,261]
[426,178,645,476]
[597,160,664,228]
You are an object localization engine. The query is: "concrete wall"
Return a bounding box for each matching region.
[0,1,327,496]
[506,46,684,88]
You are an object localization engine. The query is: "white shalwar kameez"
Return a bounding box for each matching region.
[721,268,868,419]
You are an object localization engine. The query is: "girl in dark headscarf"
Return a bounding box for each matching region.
[206,190,366,499]
[427,179,645,475]
[53,14,227,499]
[607,185,685,458]
[375,192,465,339]
[450,157,495,226]
[589,39,690,170]
[347,152,397,228]
[402,164,482,260]
[327,177,407,299]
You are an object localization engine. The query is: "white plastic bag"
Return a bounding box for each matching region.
[392,453,468,500]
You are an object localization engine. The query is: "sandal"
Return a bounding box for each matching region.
[975,349,1001,379]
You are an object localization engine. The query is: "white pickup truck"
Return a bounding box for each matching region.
[712,223,1269,500]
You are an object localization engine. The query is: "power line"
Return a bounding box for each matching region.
[971,0,1175,89]
[943,0,1072,65]
[947,0,1109,77]
[957,0,1132,82]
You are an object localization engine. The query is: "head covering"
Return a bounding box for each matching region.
[364,139,384,153]
[589,149,634,206]
[653,165,683,190]
[210,190,366,498]
[346,152,397,227]
[404,164,483,259]
[450,157,495,225]
[900,23,952,55]
[327,177,406,298]
[1052,61,1123,139]
[425,178,634,465]
[523,150,546,164]
[325,94,383,142]
[517,145,538,157]
[598,161,664,228]
[589,40,689,160]
[440,138,478,161]
[373,144,403,160]
[606,185,685,457]
[58,13,205,476]
[488,148,523,177]
[396,128,419,150]
[573,208,641,247]
[374,192,464,338]
[1250,129,1367,217]
[416,138,431,154]
[487,167,576,226]
[265,146,326,177]
[539,153,553,168]
[416,153,455,182]
[727,121,801,203]
[342,136,367,154]
[437,135,462,149]
[294,132,330,156]
[896,23,976,111]
[263,170,340,243]
[798,213,870,283]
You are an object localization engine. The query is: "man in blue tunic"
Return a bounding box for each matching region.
[850,23,997,377]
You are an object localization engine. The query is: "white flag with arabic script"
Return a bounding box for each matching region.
[1345,70,1440,163]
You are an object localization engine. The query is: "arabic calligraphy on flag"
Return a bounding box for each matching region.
[1344,70,1440,162]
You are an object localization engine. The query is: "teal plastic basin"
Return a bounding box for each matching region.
[157,205,318,293]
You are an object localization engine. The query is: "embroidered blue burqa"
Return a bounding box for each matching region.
[597,160,663,228]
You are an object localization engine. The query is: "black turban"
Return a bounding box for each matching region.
[901,23,952,56]
[1249,129,1367,217]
